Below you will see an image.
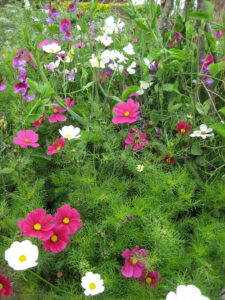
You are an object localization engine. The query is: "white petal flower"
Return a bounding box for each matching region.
[123,43,135,55]
[137,165,144,172]
[140,80,152,90]
[127,61,137,74]
[5,240,39,271]
[90,54,99,68]
[59,125,81,140]
[143,57,150,68]
[95,35,113,47]
[137,89,144,95]
[166,285,210,300]
[81,272,104,296]
[42,43,61,54]
[190,124,214,139]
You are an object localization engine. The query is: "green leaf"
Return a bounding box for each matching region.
[211,122,225,139]
[168,49,186,61]
[196,99,211,116]
[41,84,55,98]
[150,110,161,125]
[147,49,161,63]
[0,168,14,174]
[168,103,183,112]
[47,25,60,34]
[32,24,44,33]
[81,68,88,87]
[122,86,139,101]
[209,61,225,76]
[90,0,99,13]
[188,11,210,21]
[109,96,122,102]
[219,107,225,117]
[162,83,180,94]
[81,131,102,143]
[27,79,42,94]
[135,20,149,31]
[205,32,216,52]
[191,143,202,156]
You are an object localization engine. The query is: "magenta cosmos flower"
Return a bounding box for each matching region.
[18,209,54,240]
[121,245,148,278]
[0,275,13,298]
[42,225,70,253]
[13,130,39,148]
[177,121,191,137]
[125,129,148,150]
[140,270,162,288]
[47,137,65,155]
[49,101,67,123]
[54,204,82,235]
[33,114,46,128]
[112,99,140,124]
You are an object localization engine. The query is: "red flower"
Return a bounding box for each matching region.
[164,155,174,165]
[140,270,162,288]
[0,275,13,297]
[54,204,82,235]
[42,225,70,253]
[33,114,46,128]
[177,121,191,137]
[18,208,54,240]
[47,137,65,155]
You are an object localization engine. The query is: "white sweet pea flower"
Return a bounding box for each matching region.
[59,125,81,140]
[127,61,137,74]
[95,35,113,47]
[190,124,214,139]
[44,60,60,72]
[81,272,104,296]
[166,284,210,300]
[76,25,81,31]
[90,54,99,68]
[104,16,118,35]
[143,57,150,68]
[123,43,135,55]
[42,43,61,54]
[24,0,30,9]
[137,165,144,172]
[5,240,39,271]
[137,89,144,95]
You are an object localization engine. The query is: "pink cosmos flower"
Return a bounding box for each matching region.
[140,270,162,288]
[112,99,140,124]
[47,137,65,155]
[33,114,46,128]
[66,97,75,108]
[39,40,60,51]
[13,130,39,148]
[177,121,191,137]
[0,78,7,91]
[42,225,70,253]
[54,204,82,235]
[18,208,54,240]
[0,275,13,297]
[49,101,67,123]
[125,129,148,150]
[121,245,148,278]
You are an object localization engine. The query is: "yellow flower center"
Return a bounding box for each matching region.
[201,131,206,135]
[131,258,137,264]
[134,137,139,144]
[65,134,71,138]
[51,235,58,242]
[146,277,152,284]
[124,111,130,117]
[19,255,27,262]
[50,48,55,52]
[53,109,58,113]
[34,223,42,231]
[63,217,70,224]
[180,128,186,133]
[0,283,3,291]
[25,138,29,143]
[56,146,61,151]
[89,283,96,290]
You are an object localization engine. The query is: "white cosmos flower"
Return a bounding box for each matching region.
[137,165,144,172]
[5,240,39,271]
[123,43,135,55]
[42,43,61,54]
[81,272,104,296]
[59,125,81,140]
[190,124,214,139]
[166,285,210,300]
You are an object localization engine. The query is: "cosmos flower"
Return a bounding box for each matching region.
[42,225,70,253]
[164,155,174,165]
[81,272,104,296]
[47,137,66,156]
[49,101,67,123]
[190,124,214,139]
[177,122,191,137]
[0,275,13,298]
[39,40,61,54]
[13,130,39,148]
[33,114,46,128]
[166,285,210,300]
[124,129,148,150]
[112,99,140,124]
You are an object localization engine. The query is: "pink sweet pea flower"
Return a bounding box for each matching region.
[0,78,7,91]
[49,101,67,123]
[214,30,225,38]
[125,129,148,150]
[73,42,85,48]
[66,97,75,108]
[0,275,13,298]
[42,225,70,253]
[140,270,162,288]
[112,99,140,124]
[174,32,182,41]
[177,121,191,137]
[60,19,71,40]
[24,50,36,67]
[33,114,46,128]
[18,208,54,240]
[13,130,39,148]
[47,137,65,155]
[121,245,148,278]
[53,204,82,235]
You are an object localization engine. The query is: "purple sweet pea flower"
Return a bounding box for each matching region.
[0,79,7,91]
[60,19,71,33]
[203,77,214,85]
[214,30,225,39]
[45,1,52,10]
[13,50,27,69]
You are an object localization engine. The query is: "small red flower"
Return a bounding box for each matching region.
[164,155,174,165]
[0,275,13,297]
[47,137,65,156]
[177,121,191,137]
[33,114,46,128]
[140,270,162,289]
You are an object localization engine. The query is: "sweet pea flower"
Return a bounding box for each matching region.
[42,225,70,253]
[0,275,13,298]
[60,19,71,40]
[54,204,82,234]
[18,208,54,240]
[125,129,148,150]
[47,137,66,155]
[112,99,140,124]
[24,50,36,67]
[0,79,7,91]
[13,130,39,148]
[214,30,225,38]
[12,49,26,69]
[33,114,46,128]
[49,101,67,123]
[46,8,59,23]
[121,245,148,278]
[177,121,191,137]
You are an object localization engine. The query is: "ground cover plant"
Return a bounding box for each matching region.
[0,0,225,299]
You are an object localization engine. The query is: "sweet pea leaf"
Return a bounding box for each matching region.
[211,122,225,140]
[0,168,14,174]
[196,99,211,116]
[47,25,60,34]
[209,61,225,76]
[219,107,225,117]
[188,11,210,21]
[191,143,202,156]
[122,86,139,101]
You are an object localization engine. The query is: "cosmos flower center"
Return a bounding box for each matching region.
[201,131,206,135]
[19,255,27,262]
[51,235,58,242]
[131,258,137,264]
[134,137,139,144]
[65,134,71,138]
[124,111,130,117]
[56,146,61,151]
[63,217,70,224]
[34,223,42,231]
[50,48,55,52]
[0,283,3,291]
[53,109,58,113]
[25,138,29,143]
[89,283,96,290]
[146,277,152,284]
[180,128,186,133]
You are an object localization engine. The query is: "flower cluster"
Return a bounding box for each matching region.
[45,2,59,23]
[200,55,214,84]
[60,19,72,40]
